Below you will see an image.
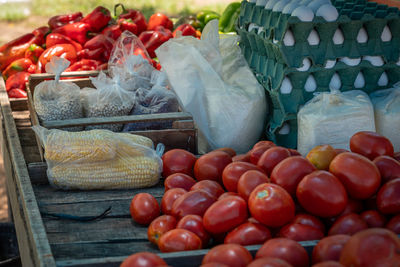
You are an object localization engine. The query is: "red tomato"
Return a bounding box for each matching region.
[161,188,186,215]
[289,149,301,156]
[177,215,210,248]
[162,149,197,177]
[292,214,326,233]
[237,170,269,201]
[222,162,264,192]
[253,140,276,149]
[147,13,173,31]
[218,192,240,200]
[377,178,400,214]
[120,252,167,267]
[326,198,364,227]
[312,234,351,264]
[296,170,348,218]
[255,238,309,267]
[360,210,387,228]
[270,156,316,197]
[386,214,400,234]
[312,262,345,267]
[200,263,229,267]
[232,153,251,163]
[194,151,232,183]
[278,223,324,241]
[350,131,394,160]
[250,143,276,165]
[328,213,368,236]
[213,147,236,157]
[394,152,400,162]
[334,149,349,155]
[257,146,291,175]
[202,244,253,267]
[224,221,272,246]
[247,257,293,267]
[190,180,225,199]
[171,190,216,219]
[147,215,177,245]
[164,173,196,192]
[129,193,160,225]
[203,196,248,234]
[339,228,400,267]
[329,152,381,199]
[373,155,400,183]
[158,228,202,252]
[248,183,295,228]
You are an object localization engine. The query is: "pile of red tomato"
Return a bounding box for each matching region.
[124,131,400,267]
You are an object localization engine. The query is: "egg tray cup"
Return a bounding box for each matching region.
[238,0,400,68]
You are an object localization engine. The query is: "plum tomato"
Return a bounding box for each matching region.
[373,155,400,183]
[194,151,232,183]
[247,257,293,267]
[350,131,394,160]
[312,261,345,267]
[394,152,400,162]
[224,221,272,246]
[164,173,196,192]
[218,192,240,200]
[360,210,387,228]
[270,156,316,197]
[334,149,349,155]
[292,213,326,233]
[329,152,381,199]
[190,180,225,199]
[328,213,368,236]
[203,196,248,234]
[130,193,160,225]
[250,143,276,165]
[248,183,295,228]
[288,149,302,156]
[202,244,253,267]
[158,229,202,252]
[120,252,167,267]
[339,228,400,267]
[257,146,291,175]
[296,170,348,218]
[377,178,400,214]
[386,214,400,234]
[213,147,236,157]
[171,190,216,219]
[255,238,309,267]
[222,162,264,192]
[147,215,177,245]
[176,214,210,248]
[232,153,251,163]
[237,170,269,201]
[311,234,351,264]
[278,223,324,242]
[162,149,197,177]
[253,140,276,149]
[161,188,187,215]
[200,263,229,267]
[306,145,337,171]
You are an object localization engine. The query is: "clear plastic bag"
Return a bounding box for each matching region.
[32,125,162,190]
[156,20,267,154]
[33,56,83,131]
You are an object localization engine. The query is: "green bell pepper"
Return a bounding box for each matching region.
[219,2,241,33]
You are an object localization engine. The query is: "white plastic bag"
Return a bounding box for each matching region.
[370,83,400,152]
[297,90,376,155]
[156,20,267,154]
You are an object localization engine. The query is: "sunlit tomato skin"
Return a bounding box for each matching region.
[373,155,400,183]
[222,162,264,192]
[350,131,394,160]
[257,146,291,175]
[203,196,248,234]
[386,214,400,234]
[218,192,240,200]
[147,215,177,245]
[237,170,269,201]
[312,235,351,264]
[312,261,345,267]
[171,190,216,219]
[202,244,253,267]
[377,178,400,214]
[329,152,381,199]
[194,151,232,183]
[253,140,276,149]
[213,147,236,157]
[292,213,325,233]
[248,183,295,228]
[161,188,187,215]
[339,228,400,267]
[278,223,324,242]
[306,145,337,171]
[224,221,272,246]
[250,143,276,165]
[158,229,202,252]
[255,238,309,267]
[328,213,368,236]
[247,257,293,267]
[177,215,210,248]
[164,173,196,192]
[296,171,348,218]
[232,153,251,163]
[360,210,387,228]
[270,156,316,197]
[190,180,225,199]
[130,193,160,225]
[162,149,197,177]
[120,252,167,267]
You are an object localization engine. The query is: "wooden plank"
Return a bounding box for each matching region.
[21,146,43,164]
[10,99,28,112]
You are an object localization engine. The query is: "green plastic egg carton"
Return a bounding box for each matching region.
[238,0,400,68]
[266,112,298,149]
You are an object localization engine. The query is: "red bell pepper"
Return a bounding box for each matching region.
[46,33,83,52]
[52,22,92,45]
[2,58,36,79]
[5,71,30,92]
[65,59,101,72]
[173,24,197,38]
[147,13,173,31]
[25,44,44,64]
[77,48,103,61]
[81,6,111,32]
[32,26,50,46]
[8,88,27,98]
[139,26,173,58]
[37,44,77,73]
[115,4,147,35]
[118,19,139,35]
[101,25,122,40]
[98,63,108,70]
[83,34,114,61]
[48,12,83,30]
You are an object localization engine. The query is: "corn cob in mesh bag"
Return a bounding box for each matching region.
[32,125,162,190]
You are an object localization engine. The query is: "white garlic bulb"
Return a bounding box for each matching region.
[304,75,317,92]
[354,72,365,88]
[280,77,293,94]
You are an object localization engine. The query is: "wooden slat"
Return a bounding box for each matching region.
[10,99,28,112]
